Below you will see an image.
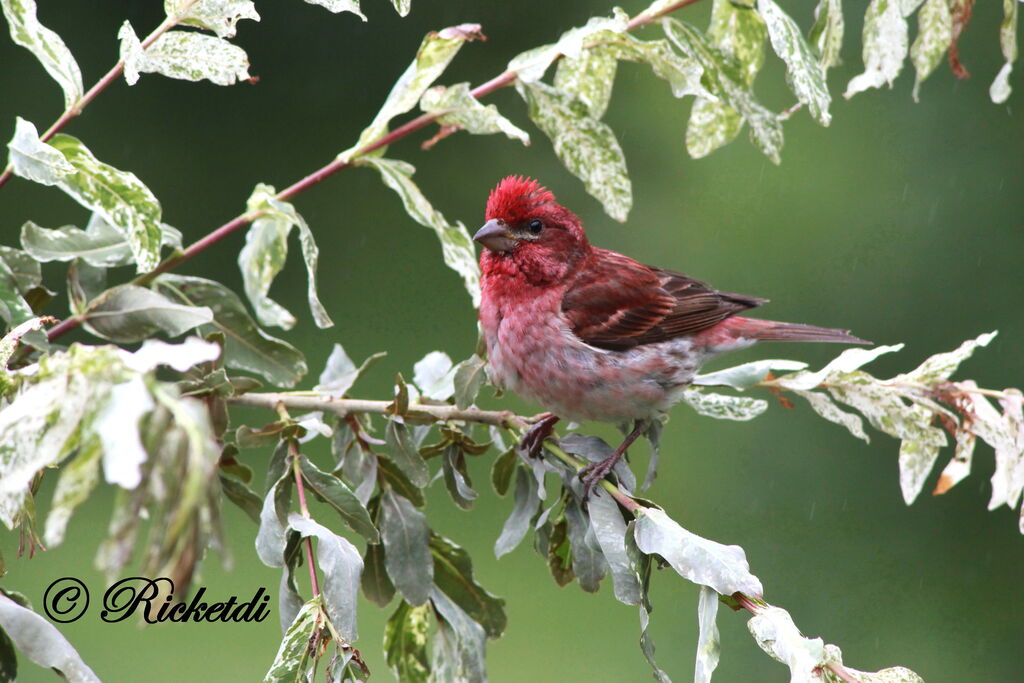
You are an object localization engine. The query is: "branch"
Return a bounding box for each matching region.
[277,403,321,599]
[44,0,706,344]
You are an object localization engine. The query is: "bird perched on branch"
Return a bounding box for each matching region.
[474,176,868,497]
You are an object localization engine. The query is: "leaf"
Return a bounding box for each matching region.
[894,331,996,384]
[682,389,768,421]
[315,344,384,398]
[634,506,763,596]
[898,435,942,504]
[821,643,925,682]
[516,80,632,221]
[0,594,99,683]
[299,456,379,543]
[0,0,83,107]
[384,601,431,683]
[442,445,477,510]
[359,158,480,307]
[494,466,540,558]
[429,588,487,683]
[412,350,455,401]
[509,9,629,83]
[48,134,164,272]
[773,343,904,390]
[361,542,396,607]
[165,0,260,38]
[380,488,433,606]
[119,23,251,86]
[844,0,909,98]
[420,83,530,144]
[910,0,952,100]
[453,354,487,409]
[21,214,179,268]
[81,285,213,343]
[564,496,607,592]
[554,45,618,119]
[341,24,482,160]
[747,606,825,681]
[694,359,807,390]
[665,18,783,164]
[695,586,721,683]
[377,455,426,507]
[154,275,308,387]
[587,489,641,605]
[758,0,832,125]
[793,389,870,442]
[809,0,844,70]
[42,439,101,547]
[288,514,363,642]
[638,601,671,683]
[94,376,155,489]
[990,0,1018,104]
[0,256,43,349]
[255,464,292,569]
[263,596,319,683]
[0,318,50,376]
[489,447,517,496]
[219,470,262,523]
[430,533,507,639]
[385,420,430,488]
[389,0,410,17]
[5,117,74,185]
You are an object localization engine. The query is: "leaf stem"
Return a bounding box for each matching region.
[277,403,321,599]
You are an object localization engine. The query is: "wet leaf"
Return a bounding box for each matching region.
[694,359,807,390]
[989,0,1017,104]
[361,541,395,607]
[564,496,606,592]
[385,420,430,488]
[910,0,952,100]
[809,0,844,70]
[490,447,517,496]
[430,588,487,683]
[747,605,824,681]
[22,214,180,268]
[412,350,455,401]
[316,344,385,398]
[263,596,319,683]
[453,354,487,409]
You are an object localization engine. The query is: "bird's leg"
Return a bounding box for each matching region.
[579,420,646,500]
[519,413,560,458]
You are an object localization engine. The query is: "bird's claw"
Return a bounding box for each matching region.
[579,456,618,502]
[518,413,560,458]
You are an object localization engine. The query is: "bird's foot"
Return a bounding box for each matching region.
[579,454,622,501]
[519,413,560,458]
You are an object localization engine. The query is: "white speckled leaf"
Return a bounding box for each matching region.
[687,98,743,159]
[990,0,1018,104]
[682,388,768,421]
[22,214,180,268]
[694,358,807,389]
[1,0,83,107]
[747,606,825,681]
[759,0,832,125]
[844,0,908,98]
[509,9,629,83]
[263,597,320,682]
[303,0,365,20]
[164,0,260,38]
[554,45,619,119]
[910,0,952,100]
[420,82,529,144]
[516,80,632,221]
[822,643,925,682]
[388,0,410,17]
[895,331,996,384]
[695,586,721,683]
[809,0,844,70]
[794,389,870,442]
[359,157,480,306]
[774,343,904,390]
[6,117,74,186]
[120,23,250,86]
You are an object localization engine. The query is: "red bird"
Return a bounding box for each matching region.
[474,176,868,496]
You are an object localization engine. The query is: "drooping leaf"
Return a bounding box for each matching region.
[695,585,722,683]
[694,359,807,390]
[119,23,251,86]
[389,0,410,18]
[681,388,769,421]
[553,44,619,119]
[5,117,74,186]
[1,0,83,107]
[429,588,487,683]
[773,343,905,390]
[747,606,827,680]
[793,389,869,442]
[154,275,308,387]
[263,596,320,683]
[420,83,530,144]
[299,456,379,543]
[564,495,607,592]
[442,445,477,510]
[494,466,540,558]
[759,0,832,124]
[430,533,506,638]
[990,0,1018,104]
[634,506,763,596]
[361,541,396,607]
[42,439,101,546]
[380,488,433,606]
[47,134,164,272]
[21,214,180,268]
[219,469,262,523]
[81,285,213,343]
[844,0,909,98]
[820,643,925,682]
[255,460,292,569]
[894,331,995,384]
[910,0,952,100]
[165,0,260,38]
[0,253,45,350]
[587,489,641,605]
[509,9,629,83]
[384,420,430,487]
[94,376,154,489]
[377,455,426,507]
[0,594,99,683]
[384,601,431,683]
[288,513,363,642]
[809,0,844,70]
[516,80,632,221]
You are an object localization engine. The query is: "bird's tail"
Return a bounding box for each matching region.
[732,317,870,345]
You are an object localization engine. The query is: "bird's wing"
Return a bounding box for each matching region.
[561,251,766,351]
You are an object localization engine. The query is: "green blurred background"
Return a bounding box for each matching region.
[2,1,1022,681]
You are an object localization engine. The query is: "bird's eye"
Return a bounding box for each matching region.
[528,219,543,234]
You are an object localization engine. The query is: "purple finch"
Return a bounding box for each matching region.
[474,176,868,496]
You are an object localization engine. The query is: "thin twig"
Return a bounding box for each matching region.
[277,403,321,598]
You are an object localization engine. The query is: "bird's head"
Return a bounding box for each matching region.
[475,176,589,285]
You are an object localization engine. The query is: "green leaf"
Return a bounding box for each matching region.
[516,80,632,221]
[239,183,333,329]
[6,117,74,186]
[0,594,99,683]
[665,18,783,163]
[809,0,844,70]
[1,0,83,107]
[316,343,385,398]
[453,354,487,410]
[377,455,425,507]
[219,470,262,523]
[361,542,396,607]
[420,83,530,144]
[384,419,429,487]
[48,134,164,273]
[256,458,292,568]
[693,358,807,390]
[299,456,379,543]
[587,489,641,605]
[165,0,260,38]
[910,0,952,101]
[681,388,768,421]
[341,24,482,160]
[442,445,476,510]
[263,597,320,683]
[759,0,832,125]
[509,9,629,83]
[81,285,213,343]
[380,488,433,606]
[747,605,825,680]
[384,601,431,683]
[686,98,743,159]
[430,533,506,639]
[990,0,1018,104]
[844,0,909,98]
[0,253,44,349]
[119,23,251,86]
[695,586,721,683]
[429,588,487,683]
[359,157,480,306]
[634,506,763,596]
[494,467,540,558]
[154,274,308,387]
[489,447,516,496]
[897,435,941,504]
[22,214,180,268]
[610,33,711,99]
[42,439,100,547]
[288,514,363,642]
[564,496,606,592]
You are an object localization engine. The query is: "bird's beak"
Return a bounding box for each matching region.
[473,219,516,253]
